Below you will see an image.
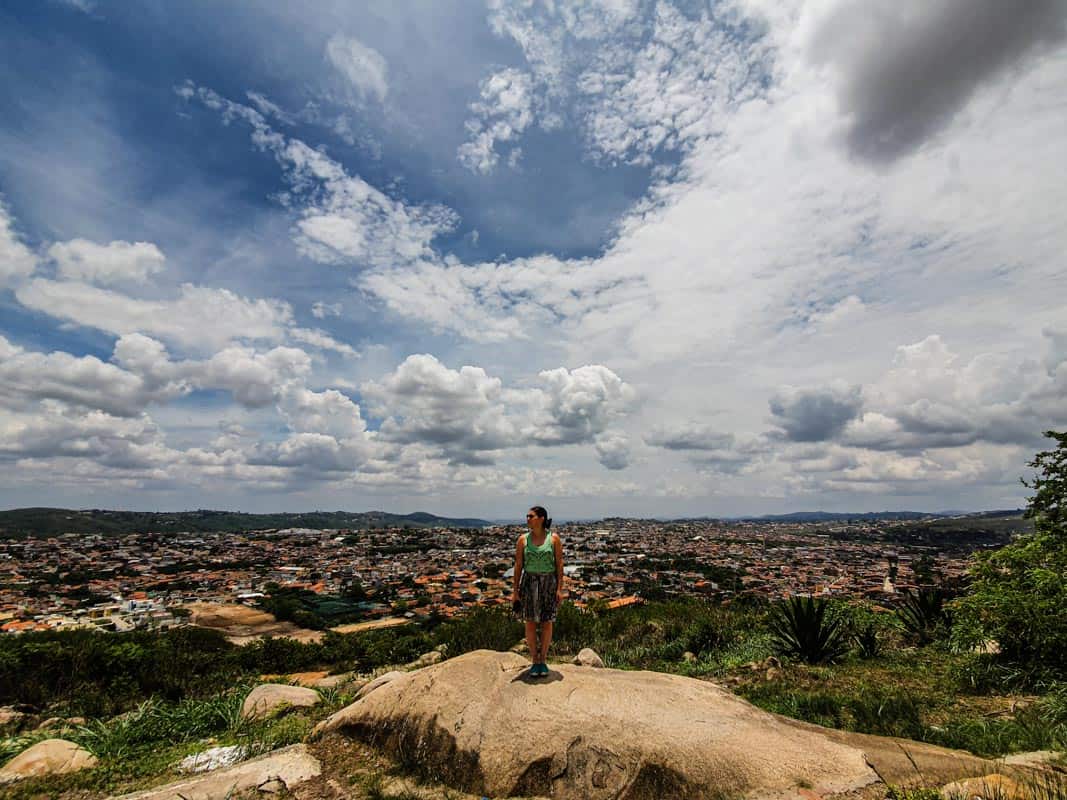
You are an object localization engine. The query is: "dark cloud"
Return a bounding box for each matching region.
[644,424,734,451]
[769,384,863,442]
[812,0,1067,163]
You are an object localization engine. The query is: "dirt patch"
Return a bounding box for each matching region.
[183,602,323,645]
[330,617,411,635]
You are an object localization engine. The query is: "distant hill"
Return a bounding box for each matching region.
[0,507,491,538]
[735,510,1024,523]
[741,511,936,522]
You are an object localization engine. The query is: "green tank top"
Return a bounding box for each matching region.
[523,533,556,574]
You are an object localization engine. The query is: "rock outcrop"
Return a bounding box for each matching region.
[113,743,321,799]
[241,684,321,721]
[355,670,404,700]
[0,738,98,784]
[573,647,605,668]
[317,649,980,800]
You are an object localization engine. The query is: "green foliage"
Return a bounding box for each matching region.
[0,626,243,716]
[897,587,950,645]
[768,596,849,664]
[952,431,1067,677]
[0,619,437,714]
[550,601,601,653]
[431,604,523,655]
[70,690,249,760]
[886,787,943,800]
[853,621,882,659]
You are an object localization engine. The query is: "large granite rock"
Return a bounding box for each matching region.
[241,683,320,721]
[355,670,404,700]
[0,738,98,784]
[317,649,968,800]
[113,743,321,799]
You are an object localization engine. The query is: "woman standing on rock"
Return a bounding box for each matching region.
[512,505,564,677]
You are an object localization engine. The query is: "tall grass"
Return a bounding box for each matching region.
[69,688,251,760]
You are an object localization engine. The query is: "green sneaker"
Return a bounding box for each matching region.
[531,662,546,676]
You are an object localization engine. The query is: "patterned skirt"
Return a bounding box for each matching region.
[516,571,559,623]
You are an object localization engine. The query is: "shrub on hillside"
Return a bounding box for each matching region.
[952,430,1067,679]
[0,627,243,716]
[431,605,523,655]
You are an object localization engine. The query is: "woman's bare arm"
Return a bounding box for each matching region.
[553,532,564,597]
[512,534,524,601]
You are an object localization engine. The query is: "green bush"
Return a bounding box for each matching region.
[0,627,243,716]
[431,604,523,655]
[952,431,1067,680]
[550,601,600,653]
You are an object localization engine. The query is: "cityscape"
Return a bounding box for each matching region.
[0,511,1020,638]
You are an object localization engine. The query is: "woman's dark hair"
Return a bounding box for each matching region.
[530,505,552,530]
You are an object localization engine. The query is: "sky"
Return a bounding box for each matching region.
[0,0,1065,520]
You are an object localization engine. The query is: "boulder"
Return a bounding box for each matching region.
[114,743,320,799]
[313,650,893,799]
[355,670,404,700]
[940,774,1027,800]
[178,744,248,774]
[1001,750,1063,770]
[573,648,604,668]
[312,671,358,689]
[241,684,320,721]
[0,738,98,784]
[411,651,444,668]
[281,671,330,688]
[0,707,27,729]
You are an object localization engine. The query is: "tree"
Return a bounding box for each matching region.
[1025,430,1067,534]
[952,431,1067,676]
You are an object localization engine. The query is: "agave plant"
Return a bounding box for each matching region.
[896,587,950,645]
[853,621,882,659]
[767,595,849,664]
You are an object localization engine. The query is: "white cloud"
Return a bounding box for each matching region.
[325,34,389,103]
[594,431,631,470]
[473,0,770,167]
[0,202,37,288]
[311,301,342,319]
[0,404,169,468]
[0,334,183,417]
[16,279,293,352]
[181,86,457,269]
[458,68,537,174]
[526,364,638,445]
[288,327,358,358]
[48,239,165,284]
[362,355,636,467]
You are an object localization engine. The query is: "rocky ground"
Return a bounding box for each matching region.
[1,647,1064,800]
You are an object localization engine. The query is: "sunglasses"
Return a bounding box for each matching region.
[526,513,537,519]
